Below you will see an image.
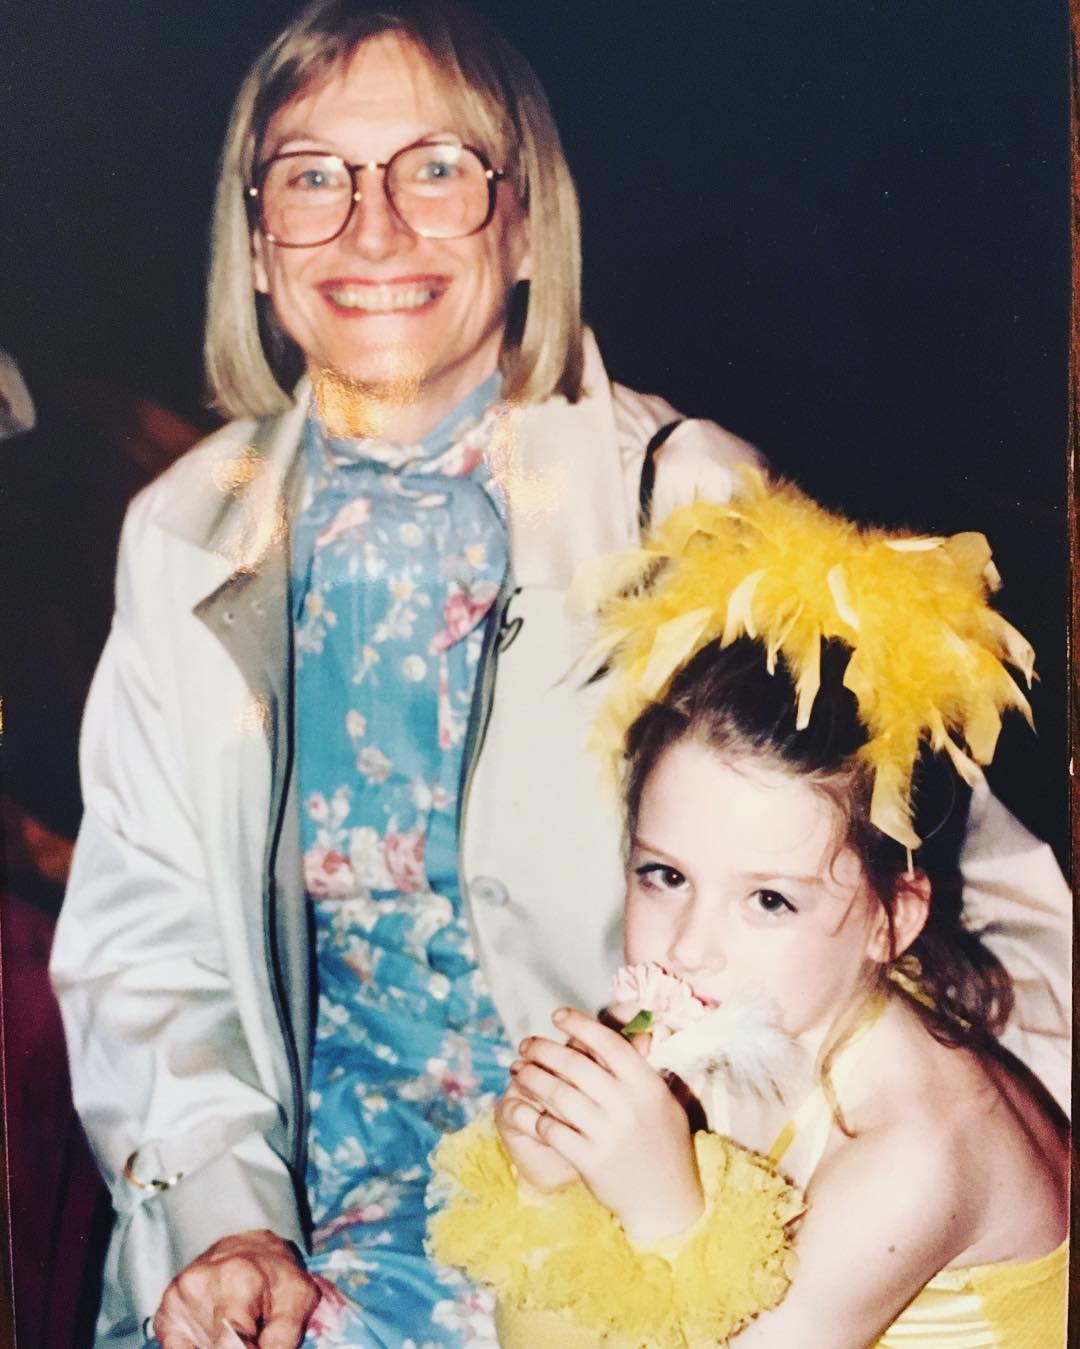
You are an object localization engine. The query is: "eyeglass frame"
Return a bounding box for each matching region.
[246,138,507,247]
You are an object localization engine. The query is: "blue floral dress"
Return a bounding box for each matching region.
[291,378,514,1347]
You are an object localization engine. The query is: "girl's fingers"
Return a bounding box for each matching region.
[550,1007,654,1079]
[496,1091,544,1137]
[516,1037,621,1109]
[533,1107,594,1171]
[511,1061,604,1137]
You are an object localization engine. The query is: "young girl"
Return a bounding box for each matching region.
[428,473,1069,1347]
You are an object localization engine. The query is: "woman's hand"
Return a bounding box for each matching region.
[512,1007,703,1242]
[495,1077,580,1191]
[153,1229,320,1349]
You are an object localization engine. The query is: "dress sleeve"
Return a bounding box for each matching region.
[50,493,303,1342]
[427,1113,804,1348]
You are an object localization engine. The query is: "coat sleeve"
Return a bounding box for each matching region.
[610,381,765,527]
[958,778,1071,1116]
[50,492,304,1344]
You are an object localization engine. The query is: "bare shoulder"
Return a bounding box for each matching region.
[732,1117,970,1348]
[813,1104,972,1245]
[839,999,1068,1262]
[733,1005,1066,1347]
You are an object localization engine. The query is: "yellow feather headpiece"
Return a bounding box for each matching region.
[572,467,1035,850]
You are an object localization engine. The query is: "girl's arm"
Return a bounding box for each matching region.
[517,1009,973,1349]
[733,1121,971,1347]
[431,1008,800,1346]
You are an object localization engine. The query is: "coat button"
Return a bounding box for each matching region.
[470,875,509,908]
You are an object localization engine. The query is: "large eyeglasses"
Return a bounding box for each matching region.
[248,140,505,247]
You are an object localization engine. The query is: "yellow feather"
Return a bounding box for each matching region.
[641,608,714,697]
[722,569,765,644]
[579,467,1036,850]
[565,548,655,621]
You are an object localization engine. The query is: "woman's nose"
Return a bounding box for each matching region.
[343,168,410,259]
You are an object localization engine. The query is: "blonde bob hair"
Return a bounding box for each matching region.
[205,0,584,418]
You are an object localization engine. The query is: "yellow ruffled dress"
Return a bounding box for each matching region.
[427,1113,804,1348]
[870,1240,1068,1347]
[428,1007,1068,1347]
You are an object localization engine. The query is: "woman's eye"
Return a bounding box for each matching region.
[289,168,334,191]
[751,888,796,916]
[416,157,459,183]
[634,863,687,892]
[280,159,348,193]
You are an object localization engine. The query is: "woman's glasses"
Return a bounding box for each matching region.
[248,140,505,247]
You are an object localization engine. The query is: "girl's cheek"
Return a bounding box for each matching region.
[623,903,665,964]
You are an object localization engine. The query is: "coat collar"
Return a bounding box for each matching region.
[157,331,633,588]
[156,389,309,574]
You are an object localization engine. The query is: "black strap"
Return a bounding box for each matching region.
[638,419,684,533]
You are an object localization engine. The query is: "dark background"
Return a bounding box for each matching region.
[0,0,1071,863]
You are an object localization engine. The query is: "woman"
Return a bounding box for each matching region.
[50,2,1070,1347]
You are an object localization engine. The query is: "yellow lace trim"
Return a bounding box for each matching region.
[427,1113,805,1347]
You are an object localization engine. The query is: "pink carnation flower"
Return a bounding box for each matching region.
[609,963,708,1042]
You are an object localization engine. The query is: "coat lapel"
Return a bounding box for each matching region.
[163,392,313,1115]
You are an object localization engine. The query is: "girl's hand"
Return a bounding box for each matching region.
[512,1007,703,1242]
[494,1077,579,1192]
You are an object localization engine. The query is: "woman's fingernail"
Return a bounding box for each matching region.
[518,1038,531,1053]
[553,1007,569,1023]
[510,1058,524,1074]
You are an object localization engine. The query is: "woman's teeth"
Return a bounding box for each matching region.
[325,282,440,312]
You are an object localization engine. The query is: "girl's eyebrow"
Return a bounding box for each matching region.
[628,835,681,866]
[743,869,824,888]
[630,840,826,893]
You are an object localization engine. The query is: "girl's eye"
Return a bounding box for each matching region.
[634,863,687,893]
[751,888,797,916]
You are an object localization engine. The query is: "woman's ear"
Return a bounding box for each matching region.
[868,869,931,964]
[252,234,270,295]
[512,221,532,282]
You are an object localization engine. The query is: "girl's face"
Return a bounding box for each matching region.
[624,738,892,1045]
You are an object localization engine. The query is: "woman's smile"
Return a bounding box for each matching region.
[317,276,449,315]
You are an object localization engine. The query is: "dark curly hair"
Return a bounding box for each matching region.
[623,637,1013,1049]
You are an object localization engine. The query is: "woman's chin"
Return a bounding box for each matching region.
[311,358,429,437]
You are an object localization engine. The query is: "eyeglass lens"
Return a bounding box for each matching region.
[258,143,494,245]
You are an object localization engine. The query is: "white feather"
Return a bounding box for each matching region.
[650,998,804,1102]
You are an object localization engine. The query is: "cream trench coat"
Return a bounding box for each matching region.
[51,338,1071,1344]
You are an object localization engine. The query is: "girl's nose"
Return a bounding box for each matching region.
[670,901,726,977]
